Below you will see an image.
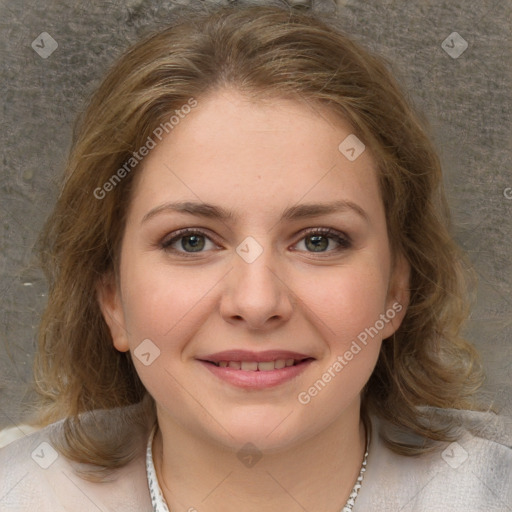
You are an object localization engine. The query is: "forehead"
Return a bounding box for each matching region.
[127,88,383,226]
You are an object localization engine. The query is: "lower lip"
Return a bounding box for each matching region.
[198,359,314,389]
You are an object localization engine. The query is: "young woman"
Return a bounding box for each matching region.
[1,2,510,511]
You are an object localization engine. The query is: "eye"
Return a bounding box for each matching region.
[293,227,351,254]
[161,228,219,256]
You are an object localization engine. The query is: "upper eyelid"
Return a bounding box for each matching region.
[161,227,219,247]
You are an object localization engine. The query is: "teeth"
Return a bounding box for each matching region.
[258,361,276,371]
[213,358,303,370]
[241,361,258,371]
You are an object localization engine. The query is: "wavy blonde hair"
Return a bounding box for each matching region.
[32,0,490,474]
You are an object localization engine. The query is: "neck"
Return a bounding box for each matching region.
[153,401,367,512]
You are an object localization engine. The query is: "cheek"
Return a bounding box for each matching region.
[297,265,387,400]
[293,264,388,410]
[119,251,221,348]
[301,263,389,388]
[117,262,209,393]
[301,262,390,342]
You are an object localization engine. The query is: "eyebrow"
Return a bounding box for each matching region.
[141,199,369,225]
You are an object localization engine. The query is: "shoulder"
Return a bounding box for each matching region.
[0,411,151,511]
[356,407,512,512]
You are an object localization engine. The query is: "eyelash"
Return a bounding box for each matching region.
[160,227,352,258]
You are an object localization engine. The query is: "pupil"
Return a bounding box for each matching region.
[306,235,328,252]
[183,235,204,252]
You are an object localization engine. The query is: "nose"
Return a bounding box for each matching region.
[219,242,294,331]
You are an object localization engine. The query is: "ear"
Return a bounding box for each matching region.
[381,251,410,340]
[96,272,130,353]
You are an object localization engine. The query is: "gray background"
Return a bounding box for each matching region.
[0,0,511,431]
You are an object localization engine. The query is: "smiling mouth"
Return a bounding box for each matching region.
[202,358,314,371]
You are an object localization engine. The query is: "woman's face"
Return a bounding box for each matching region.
[99,88,409,451]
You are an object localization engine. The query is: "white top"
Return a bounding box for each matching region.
[1,405,511,511]
[145,422,370,512]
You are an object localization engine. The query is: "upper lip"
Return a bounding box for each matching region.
[198,350,314,363]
